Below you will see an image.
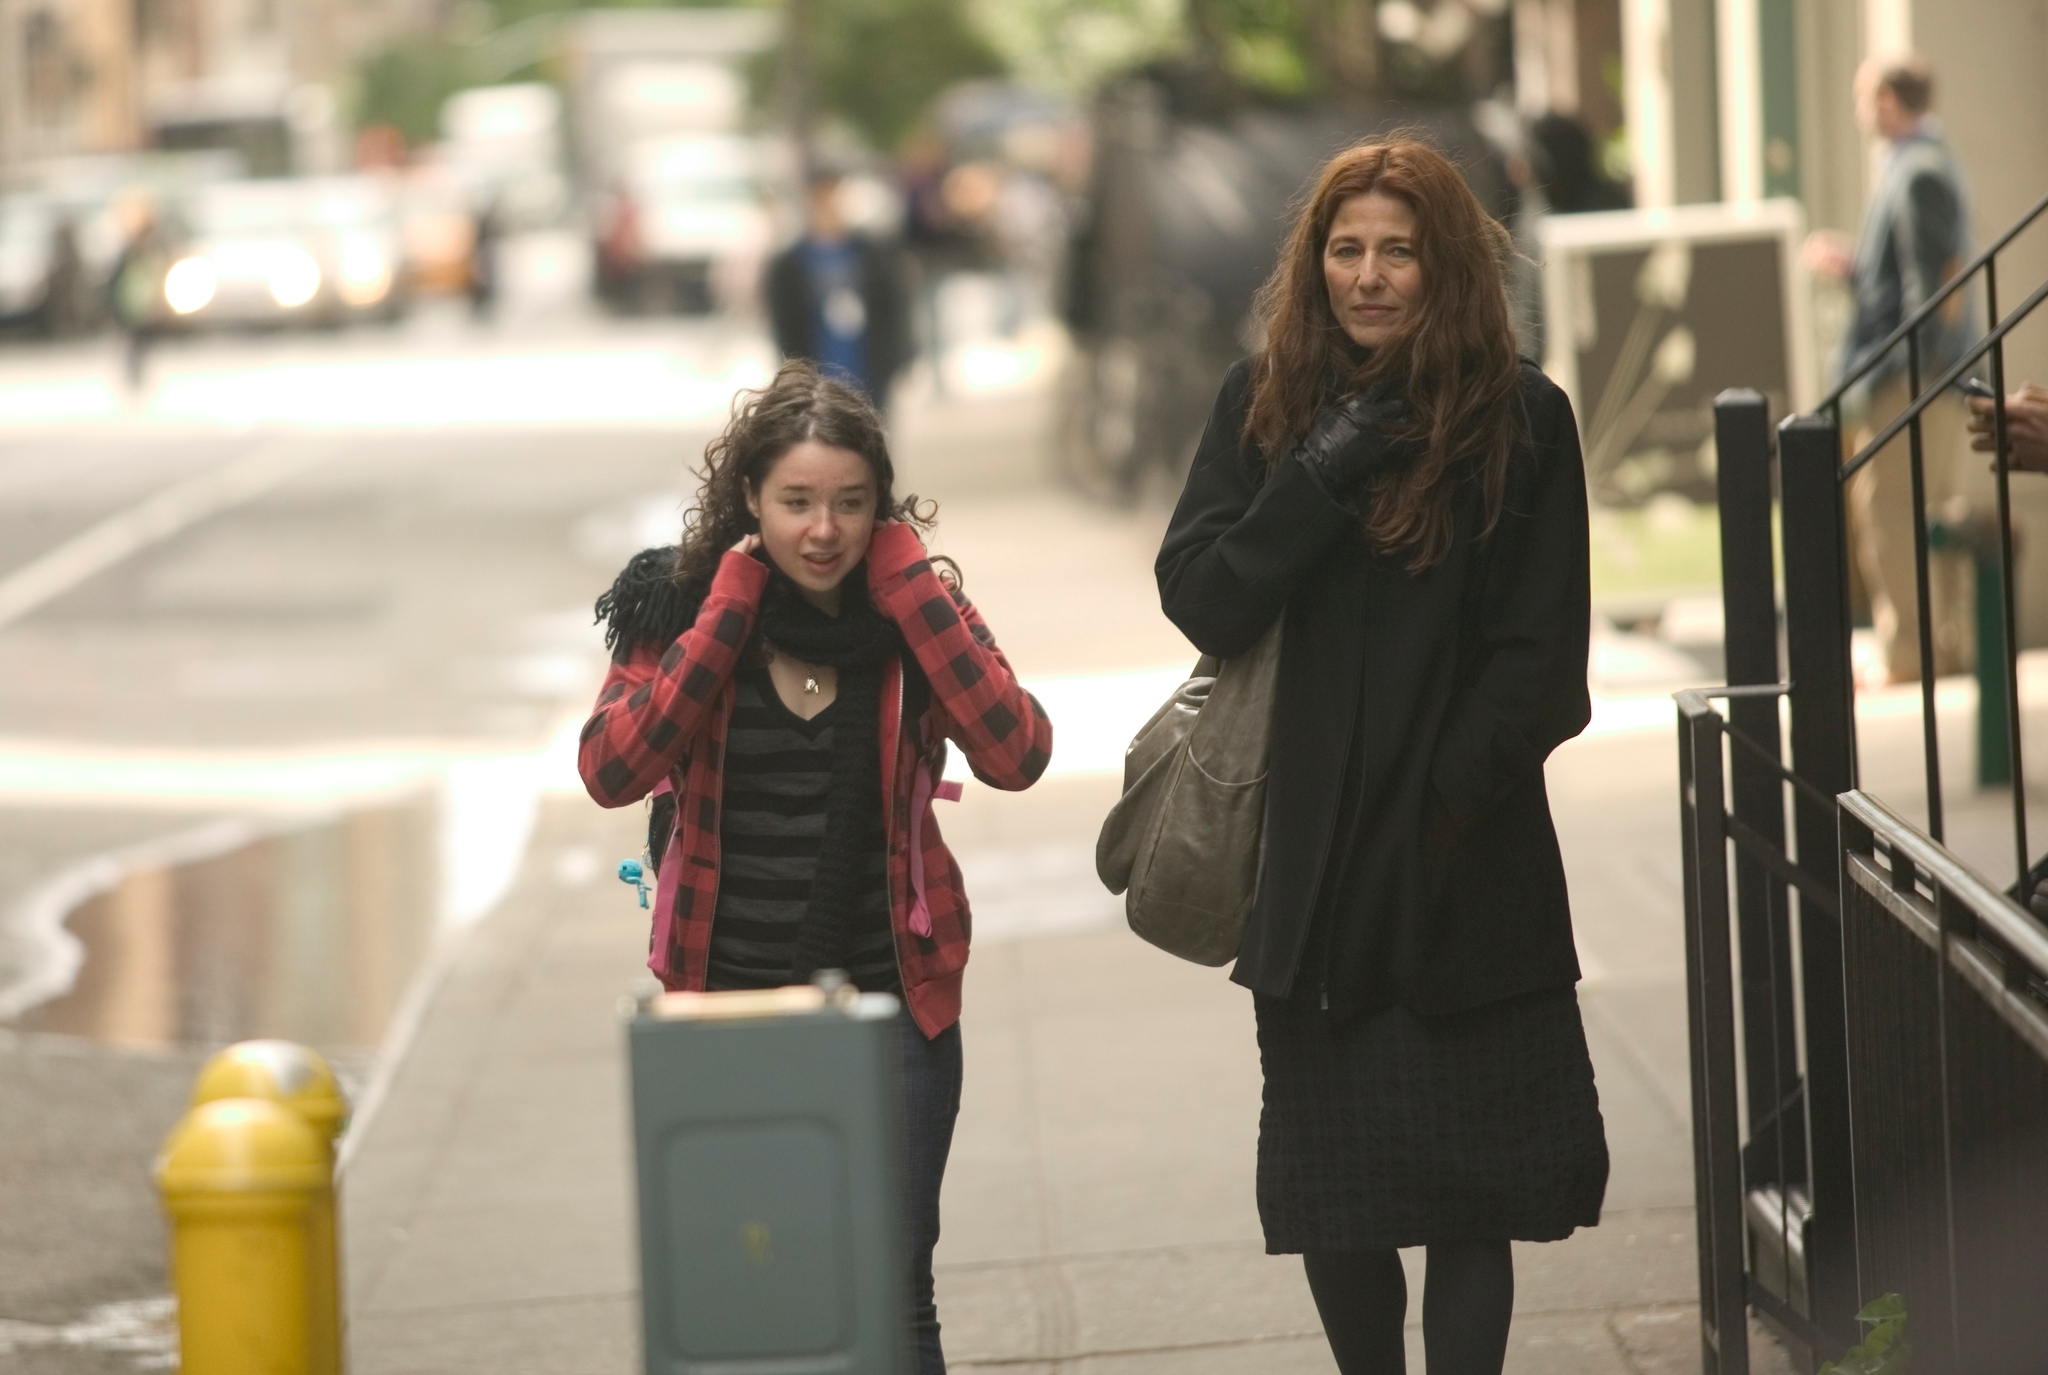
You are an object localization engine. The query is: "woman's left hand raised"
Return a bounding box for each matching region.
[1292,381,1414,495]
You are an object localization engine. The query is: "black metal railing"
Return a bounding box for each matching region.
[1679,685,1842,1372]
[1838,792,2048,1372]
[1679,186,2048,1372]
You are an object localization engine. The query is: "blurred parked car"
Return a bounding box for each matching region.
[154,177,408,329]
[594,133,769,313]
[0,195,83,333]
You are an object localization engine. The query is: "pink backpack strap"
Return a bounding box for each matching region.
[646,776,683,984]
[906,760,963,938]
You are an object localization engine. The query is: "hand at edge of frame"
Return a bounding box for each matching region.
[1967,382,2048,473]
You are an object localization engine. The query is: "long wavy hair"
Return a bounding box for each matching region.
[1245,137,1524,570]
[672,361,941,603]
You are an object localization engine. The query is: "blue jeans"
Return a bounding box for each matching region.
[901,1012,962,1375]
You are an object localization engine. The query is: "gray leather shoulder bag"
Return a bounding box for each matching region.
[1094,619,1281,965]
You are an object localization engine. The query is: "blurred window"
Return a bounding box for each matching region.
[306,187,387,227]
[0,201,55,247]
[24,11,82,123]
[186,185,307,235]
[634,138,755,198]
[156,118,292,180]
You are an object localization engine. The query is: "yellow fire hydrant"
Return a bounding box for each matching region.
[156,1098,329,1374]
[160,1041,349,1375]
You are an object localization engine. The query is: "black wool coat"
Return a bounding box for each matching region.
[1157,358,1591,1017]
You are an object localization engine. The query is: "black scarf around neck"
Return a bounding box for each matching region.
[757,566,904,984]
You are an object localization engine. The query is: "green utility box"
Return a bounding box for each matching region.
[626,983,908,1375]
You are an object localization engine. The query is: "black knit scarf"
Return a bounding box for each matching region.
[757,567,904,984]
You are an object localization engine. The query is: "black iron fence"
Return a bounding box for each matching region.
[1678,187,2048,1373]
[1838,792,2048,1372]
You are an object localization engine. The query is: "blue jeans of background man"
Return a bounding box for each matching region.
[901,1011,963,1375]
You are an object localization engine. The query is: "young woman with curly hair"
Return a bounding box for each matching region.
[580,361,1053,1372]
[1157,138,1609,1373]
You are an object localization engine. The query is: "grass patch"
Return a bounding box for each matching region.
[1589,497,1724,607]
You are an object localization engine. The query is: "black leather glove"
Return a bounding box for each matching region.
[1289,381,1412,497]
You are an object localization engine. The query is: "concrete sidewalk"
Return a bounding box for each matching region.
[339,712,1798,1374]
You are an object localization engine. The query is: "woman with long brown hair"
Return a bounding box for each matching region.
[1157,139,1608,1372]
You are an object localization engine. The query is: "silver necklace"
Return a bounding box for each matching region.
[776,650,822,694]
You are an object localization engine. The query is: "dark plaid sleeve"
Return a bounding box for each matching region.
[866,523,1053,790]
[578,550,767,808]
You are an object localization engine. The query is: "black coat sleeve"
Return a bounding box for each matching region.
[766,247,811,361]
[861,238,914,389]
[1426,372,1592,829]
[1156,362,1360,658]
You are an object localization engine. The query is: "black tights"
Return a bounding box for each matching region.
[1303,1241,1514,1375]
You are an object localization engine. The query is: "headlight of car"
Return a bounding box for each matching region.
[164,256,217,315]
[338,234,392,306]
[268,247,321,307]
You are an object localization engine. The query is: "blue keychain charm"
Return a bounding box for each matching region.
[618,858,650,909]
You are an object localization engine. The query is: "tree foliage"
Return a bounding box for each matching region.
[354,38,480,146]
[352,0,760,148]
[1188,0,1377,101]
[967,0,1181,96]
[795,0,1008,152]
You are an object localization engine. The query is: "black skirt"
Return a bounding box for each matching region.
[1254,987,1609,1253]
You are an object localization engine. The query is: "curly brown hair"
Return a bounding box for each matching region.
[671,361,941,603]
[1246,137,1524,571]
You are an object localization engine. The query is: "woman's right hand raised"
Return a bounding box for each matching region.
[1291,381,1413,496]
[729,533,762,556]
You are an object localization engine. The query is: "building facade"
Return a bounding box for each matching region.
[0,0,418,173]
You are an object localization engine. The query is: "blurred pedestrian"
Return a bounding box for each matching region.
[1806,56,1976,684]
[468,198,501,322]
[580,362,1051,1375]
[899,129,969,394]
[43,213,81,337]
[1506,113,1630,358]
[992,169,1061,335]
[1525,114,1629,215]
[767,172,913,411]
[1157,139,1607,1375]
[111,197,167,393]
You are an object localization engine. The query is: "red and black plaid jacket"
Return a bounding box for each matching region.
[578,523,1052,1036]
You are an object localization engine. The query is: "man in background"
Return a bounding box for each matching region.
[1807,56,1975,685]
[767,172,913,412]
